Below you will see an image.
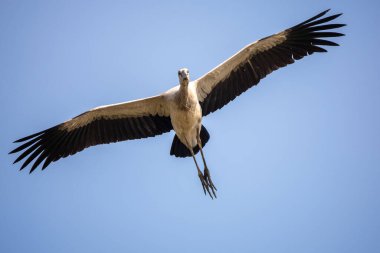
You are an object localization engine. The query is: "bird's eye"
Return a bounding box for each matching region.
[178,71,180,75]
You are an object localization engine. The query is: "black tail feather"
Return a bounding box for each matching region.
[170,125,210,158]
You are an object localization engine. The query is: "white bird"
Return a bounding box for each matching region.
[10,9,344,198]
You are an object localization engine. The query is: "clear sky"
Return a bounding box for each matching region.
[1,1,379,252]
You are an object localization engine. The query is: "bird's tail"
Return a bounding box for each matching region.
[170,125,210,158]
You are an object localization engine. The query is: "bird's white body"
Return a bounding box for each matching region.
[167,82,202,149]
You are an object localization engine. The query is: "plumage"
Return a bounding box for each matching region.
[10,9,344,198]
[170,125,210,158]
[10,95,173,172]
[195,10,345,116]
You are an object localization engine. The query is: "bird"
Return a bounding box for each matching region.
[10,9,345,198]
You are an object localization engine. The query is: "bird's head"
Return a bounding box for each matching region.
[178,68,190,85]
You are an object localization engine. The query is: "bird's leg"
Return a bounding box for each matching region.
[197,136,217,198]
[186,141,213,198]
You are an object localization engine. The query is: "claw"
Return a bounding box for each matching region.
[198,172,207,195]
[205,183,213,199]
[204,167,217,198]
[198,171,213,199]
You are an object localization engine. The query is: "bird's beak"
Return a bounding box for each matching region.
[181,73,188,81]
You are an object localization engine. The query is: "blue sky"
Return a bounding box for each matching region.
[1,1,379,252]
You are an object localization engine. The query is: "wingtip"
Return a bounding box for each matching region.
[330,13,344,20]
[19,161,29,171]
[13,156,23,164]
[42,161,50,170]
[13,135,33,143]
[9,147,21,154]
[320,9,331,16]
[318,10,345,23]
[335,23,347,28]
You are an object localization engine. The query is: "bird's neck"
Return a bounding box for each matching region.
[178,84,191,110]
[180,79,192,95]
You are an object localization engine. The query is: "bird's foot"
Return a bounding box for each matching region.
[198,171,214,199]
[204,167,217,198]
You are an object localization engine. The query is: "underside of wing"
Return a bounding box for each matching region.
[10,95,172,173]
[195,9,345,116]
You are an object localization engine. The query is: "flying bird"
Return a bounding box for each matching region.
[10,9,345,198]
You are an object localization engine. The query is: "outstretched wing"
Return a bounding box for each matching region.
[195,9,345,116]
[10,95,172,173]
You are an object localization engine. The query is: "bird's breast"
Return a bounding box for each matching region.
[170,91,202,147]
[171,102,201,131]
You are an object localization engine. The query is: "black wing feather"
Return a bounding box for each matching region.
[200,9,345,116]
[10,115,173,172]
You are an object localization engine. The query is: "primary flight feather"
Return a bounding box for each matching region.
[10,9,345,198]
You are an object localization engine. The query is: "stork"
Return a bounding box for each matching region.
[10,10,345,198]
